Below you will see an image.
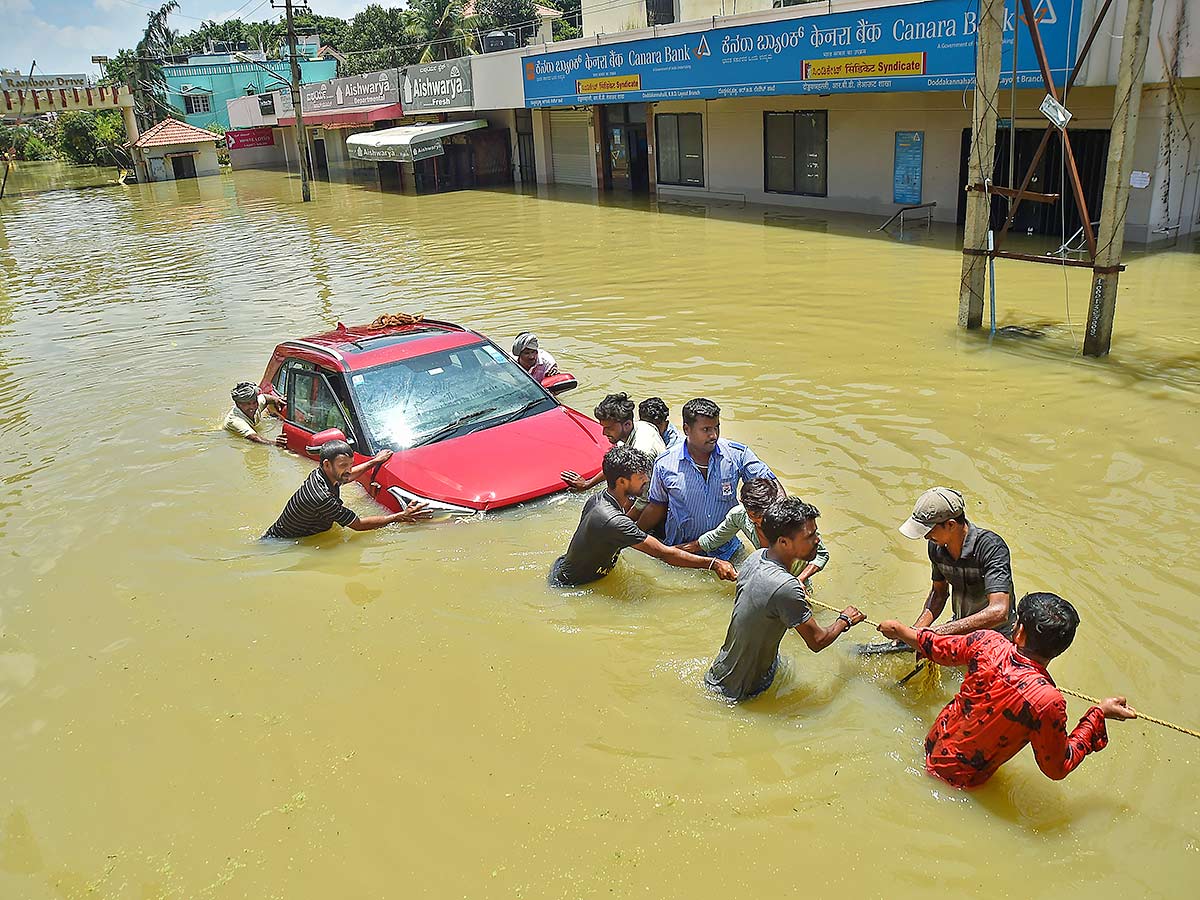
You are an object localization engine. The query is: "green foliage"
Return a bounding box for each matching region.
[205,123,230,166]
[55,109,128,166]
[551,0,582,42]
[475,0,537,31]
[408,0,478,62]
[340,4,424,75]
[0,123,56,161]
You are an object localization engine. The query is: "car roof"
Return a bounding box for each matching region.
[280,319,489,371]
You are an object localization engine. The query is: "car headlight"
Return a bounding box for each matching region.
[387,486,481,518]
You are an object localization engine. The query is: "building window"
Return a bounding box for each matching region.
[645,0,675,25]
[184,94,211,115]
[764,110,827,196]
[656,113,704,187]
[773,0,823,7]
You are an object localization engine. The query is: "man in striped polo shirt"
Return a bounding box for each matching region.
[264,441,429,540]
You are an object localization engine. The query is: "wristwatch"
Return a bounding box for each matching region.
[837,613,854,629]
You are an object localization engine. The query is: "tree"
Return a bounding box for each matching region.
[475,0,536,31]
[129,1,184,130]
[55,110,128,166]
[408,0,478,62]
[549,0,582,41]
[340,5,424,75]
[0,123,54,161]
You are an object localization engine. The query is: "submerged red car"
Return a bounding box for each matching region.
[259,317,606,514]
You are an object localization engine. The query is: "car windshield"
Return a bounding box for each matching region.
[352,341,556,450]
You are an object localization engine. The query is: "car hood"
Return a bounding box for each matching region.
[381,406,607,510]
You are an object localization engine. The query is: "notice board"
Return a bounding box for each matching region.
[893,131,924,205]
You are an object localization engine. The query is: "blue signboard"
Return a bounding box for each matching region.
[523,0,1082,107]
[893,130,924,204]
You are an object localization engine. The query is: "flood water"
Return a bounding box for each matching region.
[1,161,1197,898]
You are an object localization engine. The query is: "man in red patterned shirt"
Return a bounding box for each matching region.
[878,592,1136,788]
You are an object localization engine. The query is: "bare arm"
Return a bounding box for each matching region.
[244,432,272,445]
[347,500,430,531]
[932,591,1011,636]
[632,535,737,581]
[560,470,605,491]
[794,606,864,652]
[349,450,392,479]
[913,580,950,629]
[636,501,667,534]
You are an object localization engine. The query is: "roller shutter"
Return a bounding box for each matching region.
[549,108,593,186]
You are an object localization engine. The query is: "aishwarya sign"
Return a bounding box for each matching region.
[402,60,474,112]
[227,127,276,151]
[302,69,400,113]
[523,0,1082,106]
[347,138,444,163]
[893,131,924,205]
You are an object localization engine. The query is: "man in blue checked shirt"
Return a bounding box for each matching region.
[635,398,778,561]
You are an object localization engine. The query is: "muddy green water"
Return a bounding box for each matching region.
[1,161,1197,898]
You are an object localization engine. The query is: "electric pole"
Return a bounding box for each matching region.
[280,0,313,203]
[1083,0,1153,357]
[957,0,1003,330]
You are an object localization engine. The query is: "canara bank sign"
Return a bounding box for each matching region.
[523,0,1081,106]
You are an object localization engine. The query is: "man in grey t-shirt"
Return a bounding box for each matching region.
[898,487,1016,637]
[706,498,864,701]
[552,447,737,587]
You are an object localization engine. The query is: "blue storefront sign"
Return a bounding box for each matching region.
[523,0,1082,107]
[893,130,924,204]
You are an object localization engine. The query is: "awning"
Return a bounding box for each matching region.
[276,101,404,128]
[346,119,488,163]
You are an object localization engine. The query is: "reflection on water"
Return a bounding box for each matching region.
[0,162,1197,898]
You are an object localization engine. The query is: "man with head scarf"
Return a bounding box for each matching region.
[223,381,286,445]
[511,332,559,383]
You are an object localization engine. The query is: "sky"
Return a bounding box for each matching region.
[1,0,372,77]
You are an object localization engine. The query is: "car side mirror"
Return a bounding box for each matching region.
[305,428,350,454]
[542,373,578,395]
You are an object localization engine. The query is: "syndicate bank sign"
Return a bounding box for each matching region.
[401,60,474,112]
[523,0,1080,106]
[301,69,400,113]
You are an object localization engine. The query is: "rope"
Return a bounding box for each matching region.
[804,597,1200,739]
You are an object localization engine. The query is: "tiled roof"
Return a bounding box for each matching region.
[133,117,221,148]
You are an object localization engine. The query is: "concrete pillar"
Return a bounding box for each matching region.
[120,94,140,144]
[532,108,553,185]
[1084,0,1155,357]
[956,0,1003,330]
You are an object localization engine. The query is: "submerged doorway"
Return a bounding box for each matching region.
[603,104,649,193]
[170,154,197,180]
[956,127,1110,239]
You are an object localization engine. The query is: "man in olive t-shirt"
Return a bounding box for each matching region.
[707,498,864,701]
[551,447,736,587]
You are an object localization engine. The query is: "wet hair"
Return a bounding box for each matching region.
[638,397,670,425]
[682,398,721,426]
[602,446,653,488]
[740,478,781,514]
[761,497,821,544]
[319,440,354,464]
[1017,592,1080,659]
[594,392,636,424]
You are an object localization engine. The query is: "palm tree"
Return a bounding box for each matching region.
[134,1,183,130]
[409,0,479,63]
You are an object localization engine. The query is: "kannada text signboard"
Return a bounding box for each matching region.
[402,60,474,112]
[522,0,1081,107]
[893,130,924,204]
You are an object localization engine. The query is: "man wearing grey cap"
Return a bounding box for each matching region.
[898,487,1016,637]
[223,381,286,446]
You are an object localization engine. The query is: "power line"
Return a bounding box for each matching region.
[104,0,210,22]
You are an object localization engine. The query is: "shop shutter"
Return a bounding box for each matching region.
[549,108,593,186]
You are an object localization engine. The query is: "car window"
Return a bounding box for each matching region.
[274,358,316,396]
[353,342,554,450]
[288,369,352,437]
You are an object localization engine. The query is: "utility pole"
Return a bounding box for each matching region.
[957,0,1004,330]
[1083,0,1154,357]
[280,0,313,203]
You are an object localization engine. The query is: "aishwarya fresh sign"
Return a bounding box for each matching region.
[522,0,1082,107]
[226,127,276,151]
[402,60,474,112]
